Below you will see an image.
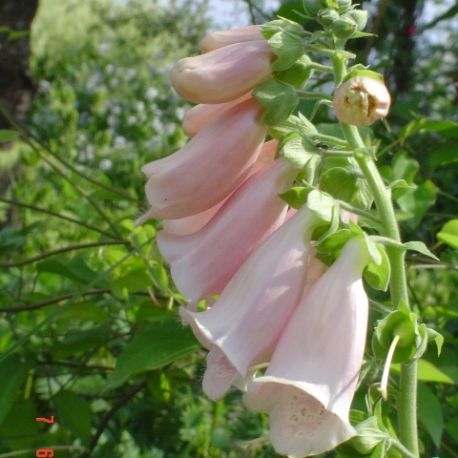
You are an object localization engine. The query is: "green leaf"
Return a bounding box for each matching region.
[54,390,92,444]
[37,256,97,285]
[0,355,28,424]
[319,167,358,204]
[0,129,19,143]
[437,219,458,249]
[404,241,439,261]
[254,79,298,125]
[396,180,437,228]
[0,400,38,449]
[55,302,109,328]
[105,321,199,390]
[428,143,458,167]
[418,384,443,446]
[417,360,455,384]
[306,189,336,224]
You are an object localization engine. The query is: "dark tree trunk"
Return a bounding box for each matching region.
[0,0,39,128]
[0,0,39,223]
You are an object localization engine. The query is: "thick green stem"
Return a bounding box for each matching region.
[341,124,419,457]
[331,57,419,456]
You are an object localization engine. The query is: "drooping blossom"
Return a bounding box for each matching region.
[158,158,296,302]
[171,40,273,104]
[142,99,266,219]
[333,75,391,126]
[182,93,251,137]
[180,207,323,400]
[243,237,370,458]
[200,25,263,52]
[159,140,278,235]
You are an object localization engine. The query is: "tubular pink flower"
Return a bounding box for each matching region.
[200,25,264,52]
[171,40,273,104]
[180,207,322,400]
[243,237,370,458]
[333,76,391,126]
[183,93,252,137]
[160,140,278,235]
[142,99,267,219]
[158,158,296,302]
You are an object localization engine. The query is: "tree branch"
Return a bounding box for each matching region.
[0,240,129,268]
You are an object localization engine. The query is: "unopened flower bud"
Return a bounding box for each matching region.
[317,8,339,27]
[333,75,391,126]
[336,0,352,13]
[303,0,327,16]
[347,9,368,31]
[331,16,357,39]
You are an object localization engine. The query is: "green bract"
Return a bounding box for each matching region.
[372,302,422,363]
[261,18,305,72]
[253,80,298,125]
[276,55,314,88]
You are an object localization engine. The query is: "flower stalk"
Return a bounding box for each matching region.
[332,56,419,457]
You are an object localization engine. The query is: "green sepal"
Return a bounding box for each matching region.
[315,225,362,265]
[331,16,357,39]
[342,68,385,83]
[364,243,391,291]
[427,328,444,356]
[279,133,322,171]
[336,0,352,13]
[268,113,317,141]
[306,189,336,225]
[347,9,368,32]
[275,55,314,88]
[317,8,340,27]
[319,166,358,203]
[253,79,298,125]
[350,416,389,455]
[261,18,305,72]
[279,186,311,208]
[372,301,420,363]
[302,0,327,16]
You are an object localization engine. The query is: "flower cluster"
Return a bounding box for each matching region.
[141,24,375,458]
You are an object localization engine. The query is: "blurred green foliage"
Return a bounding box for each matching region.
[0,0,457,457]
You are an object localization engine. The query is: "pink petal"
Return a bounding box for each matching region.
[183,93,252,137]
[171,41,273,104]
[180,207,319,398]
[159,139,278,236]
[244,238,370,457]
[142,99,266,219]
[158,158,295,301]
[200,25,264,52]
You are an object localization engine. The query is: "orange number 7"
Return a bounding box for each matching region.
[36,449,54,457]
[35,416,54,424]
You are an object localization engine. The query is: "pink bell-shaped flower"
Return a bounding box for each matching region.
[182,93,252,137]
[142,99,267,219]
[243,237,370,458]
[180,207,322,400]
[200,25,264,52]
[158,158,296,302]
[159,139,278,236]
[171,40,273,104]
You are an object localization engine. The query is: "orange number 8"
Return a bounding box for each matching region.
[36,449,54,457]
